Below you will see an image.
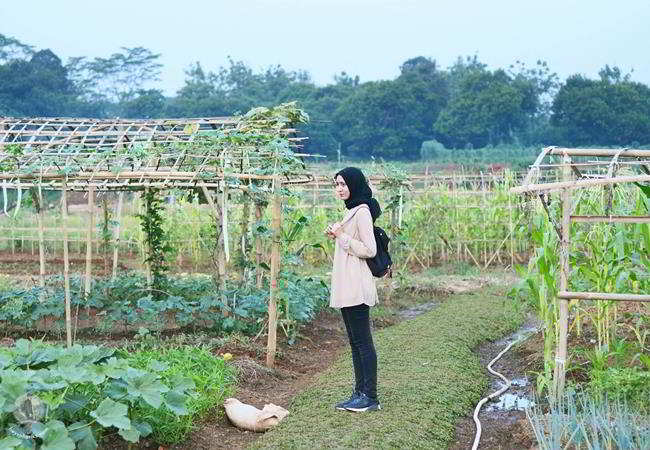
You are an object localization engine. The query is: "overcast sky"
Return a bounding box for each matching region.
[2,0,649,95]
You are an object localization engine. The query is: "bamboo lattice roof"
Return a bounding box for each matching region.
[512,147,650,194]
[0,105,312,191]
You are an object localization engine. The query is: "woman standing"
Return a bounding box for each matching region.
[325,167,381,412]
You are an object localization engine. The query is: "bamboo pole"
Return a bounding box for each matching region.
[424,165,429,189]
[84,186,94,297]
[112,192,124,279]
[558,291,650,302]
[553,155,572,402]
[508,191,514,267]
[481,173,487,265]
[144,188,152,286]
[571,215,650,223]
[255,203,264,289]
[101,196,109,274]
[240,194,250,262]
[200,184,226,297]
[217,183,227,284]
[62,180,72,348]
[549,148,650,158]
[511,174,650,194]
[0,171,287,182]
[37,185,45,288]
[266,189,282,368]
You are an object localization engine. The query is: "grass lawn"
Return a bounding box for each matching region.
[251,285,525,449]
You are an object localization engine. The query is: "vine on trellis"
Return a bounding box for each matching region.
[137,189,173,294]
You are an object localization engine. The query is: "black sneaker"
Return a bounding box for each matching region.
[344,393,381,412]
[335,391,360,411]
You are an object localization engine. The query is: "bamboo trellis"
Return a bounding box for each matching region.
[0,170,536,272]
[0,108,312,368]
[512,146,650,400]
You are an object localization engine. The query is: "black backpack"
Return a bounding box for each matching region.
[367,225,392,278]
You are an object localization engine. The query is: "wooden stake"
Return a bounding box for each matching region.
[37,185,45,288]
[144,188,152,286]
[200,184,226,297]
[112,192,124,279]
[62,180,72,348]
[255,203,264,289]
[481,173,487,265]
[240,193,250,264]
[84,186,94,297]
[553,155,572,402]
[266,189,282,368]
[508,191,514,267]
[424,165,429,189]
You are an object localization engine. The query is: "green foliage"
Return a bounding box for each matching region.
[66,46,163,103]
[434,68,537,149]
[588,367,650,409]
[527,389,650,450]
[510,182,650,397]
[0,339,195,448]
[0,49,80,117]
[119,346,235,444]
[552,68,650,146]
[419,143,541,170]
[136,189,173,293]
[3,32,648,156]
[509,210,560,395]
[0,271,329,338]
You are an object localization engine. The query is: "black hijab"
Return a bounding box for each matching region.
[335,167,381,222]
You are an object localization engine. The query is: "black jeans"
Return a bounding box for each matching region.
[341,303,378,400]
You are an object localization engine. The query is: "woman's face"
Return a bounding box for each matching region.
[334,175,350,200]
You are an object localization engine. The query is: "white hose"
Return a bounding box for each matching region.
[471,335,527,450]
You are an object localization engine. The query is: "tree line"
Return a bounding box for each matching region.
[1,34,649,160]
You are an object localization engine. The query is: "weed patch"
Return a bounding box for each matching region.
[120,346,236,445]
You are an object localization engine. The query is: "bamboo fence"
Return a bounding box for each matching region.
[0,171,537,270]
[511,146,650,400]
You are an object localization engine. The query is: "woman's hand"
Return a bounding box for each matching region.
[325,222,343,239]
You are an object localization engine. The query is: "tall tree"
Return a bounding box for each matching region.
[333,80,420,159]
[551,68,650,146]
[118,89,167,119]
[332,57,449,159]
[434,67,538,148]
[0,49,78,116]
[66,47,163,103]
[0,34,33,63]
[167,62,229,117]
[295,72,359,157]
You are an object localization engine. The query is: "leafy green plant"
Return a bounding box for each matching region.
[588,367,650,409]
[119,346,235,444]
[0,339,194,449]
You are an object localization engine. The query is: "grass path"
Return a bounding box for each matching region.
[251,286,525,449]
